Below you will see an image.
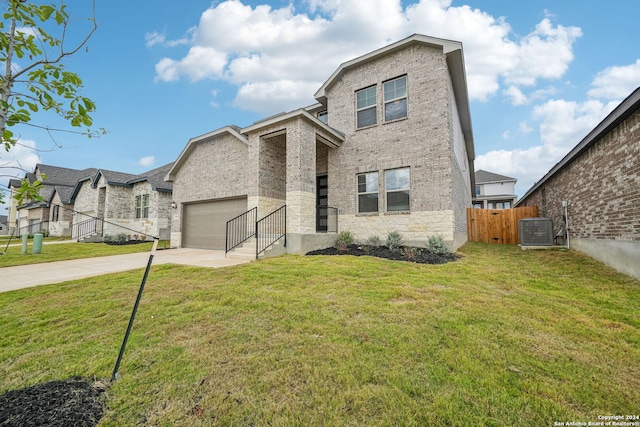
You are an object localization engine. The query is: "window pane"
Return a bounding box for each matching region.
[357,106,376,128]
[384,98,407,121]
[357,86,376,109]
[359,194,378,213]
[384,76,406,101]
[385,168,410,191]
[387,191,410,211]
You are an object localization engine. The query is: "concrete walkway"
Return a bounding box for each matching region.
[0,248,251,293]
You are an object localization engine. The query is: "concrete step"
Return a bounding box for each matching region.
[226,236,286,260]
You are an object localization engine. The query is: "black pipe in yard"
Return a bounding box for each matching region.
[111,238,159,382]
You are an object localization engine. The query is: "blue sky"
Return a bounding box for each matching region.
[2,0,640,215]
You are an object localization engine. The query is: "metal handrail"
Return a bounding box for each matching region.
[72,217,104,241]
[225,207,257,254]
[256,205,286,259]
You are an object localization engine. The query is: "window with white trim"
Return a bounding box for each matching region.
[383,76,407,122]
[318,110,328,124]
[357,172,379,213]
[356,86,377,128]
[385,168,410,211]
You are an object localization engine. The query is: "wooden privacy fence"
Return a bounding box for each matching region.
[467,206,539,244]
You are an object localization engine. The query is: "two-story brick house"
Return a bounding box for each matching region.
[166,34,475,254]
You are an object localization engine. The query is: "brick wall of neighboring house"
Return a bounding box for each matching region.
[170,133,249,241]
[73,181,99,220]
[324,43,469,246]
[518,107,639,280]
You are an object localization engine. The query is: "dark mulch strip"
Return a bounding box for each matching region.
[306,244,459,264]
[0,377,107,427]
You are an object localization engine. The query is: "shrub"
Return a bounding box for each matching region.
[427,234,451,255]
[334,230,355,251]
[386,230,403,250]
[402,246,418,259]
[106,233,128,244]
[365,235,381,247]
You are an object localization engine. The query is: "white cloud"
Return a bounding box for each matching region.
[151,0,582,112]
[0,139,40,201]
[476,97,618,196]
[502,18,582,87]
[588,59,640,100]
[138,156,155,167]
[504,85,528,106]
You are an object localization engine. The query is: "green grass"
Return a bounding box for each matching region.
[0,242,638,426]
[0,241,154,267]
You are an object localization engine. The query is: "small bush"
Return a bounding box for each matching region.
[402,246,418,259]
[335,230,355,251]
[106,233,128,244]
[365,235,381,247]
[386,230,403,250]
[427,235,451,255]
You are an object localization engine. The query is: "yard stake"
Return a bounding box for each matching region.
[111,237,159,382]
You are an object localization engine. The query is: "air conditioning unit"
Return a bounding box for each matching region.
[519,218,554,246]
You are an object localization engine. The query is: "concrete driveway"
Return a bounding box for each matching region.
[0,248,250,293]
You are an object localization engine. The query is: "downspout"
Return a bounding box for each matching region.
[563,200,570,249]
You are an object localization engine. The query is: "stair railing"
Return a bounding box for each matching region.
[73,217,104,241]
[225,207,257,254]
[256,205,286,259]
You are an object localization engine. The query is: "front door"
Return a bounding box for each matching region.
[316,175,328,232]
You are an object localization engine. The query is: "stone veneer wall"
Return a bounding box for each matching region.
[324,43,466,248]
[518,108,640,280]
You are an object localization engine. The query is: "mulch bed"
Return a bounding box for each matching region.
[0,377,107,427]
[306,244,459,264]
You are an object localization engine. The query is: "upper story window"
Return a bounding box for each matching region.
[356,86,377,128]
[357,172,379,213]
[385,167,410,211]
[383,76,407,122]
[475,185,481,196]
[318,110,328,124]
[136,194,150,219]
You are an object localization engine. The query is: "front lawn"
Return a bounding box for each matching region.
[0,243,638,426]
[0,241,154,267]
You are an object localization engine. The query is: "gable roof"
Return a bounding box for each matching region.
[93,169,140,187]
[475,170,517,184]
[517,87,640,204]
[165,126,250,182]
[69,163,175,202]
[126,163,174,192]
[36,164,97,186]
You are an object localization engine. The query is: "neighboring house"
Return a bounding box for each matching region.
[0,214,8,235]
[473,170,517,209]
[516,87,640,280]
[166,34,475,254]
[11,164,95,236]
[70,163,174,240]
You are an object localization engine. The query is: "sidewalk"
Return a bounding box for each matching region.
[0,248,250,293]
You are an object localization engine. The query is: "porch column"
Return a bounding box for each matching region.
[286,118,316,237]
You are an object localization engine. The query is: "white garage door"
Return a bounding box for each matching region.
[182,197,248,250]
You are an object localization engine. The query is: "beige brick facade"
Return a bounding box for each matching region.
[167,35,475,253]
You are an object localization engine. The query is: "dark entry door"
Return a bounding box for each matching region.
[316,175,328,232]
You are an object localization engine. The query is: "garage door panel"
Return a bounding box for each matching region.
[183,197,247,250]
